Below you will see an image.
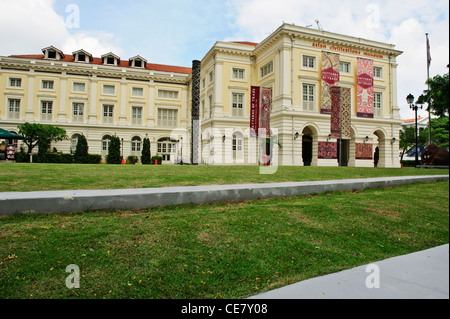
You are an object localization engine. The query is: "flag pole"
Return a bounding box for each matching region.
[426,33,432,145]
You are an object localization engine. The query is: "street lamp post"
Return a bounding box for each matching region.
[407,94,423,168]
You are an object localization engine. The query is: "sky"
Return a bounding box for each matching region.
[0,0,448,120]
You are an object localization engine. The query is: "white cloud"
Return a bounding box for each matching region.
[227,0,449,119]
[0,0,121,57]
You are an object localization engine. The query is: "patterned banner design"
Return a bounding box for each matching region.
[318,141,338,159]
[250,86,260,137]
[357,58,374,118]
[355,143,373,160]
[259,87,272,134]
[330,87,341,138]
[321,52,340,114]
[341,87,352,139]
[330,87,352,139]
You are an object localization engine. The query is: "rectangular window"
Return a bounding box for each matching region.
[157,109,178,128]
[132,106,142,125]
[302,84,315,111]
[209,71,214,83]
[340,62,351,74]
[73,82,86,93]
[374,67,383,79]
[302,56,315,69]
[42,80,54,90]
[8,99,20,119]
[209,95,213,118]
[41,101,53,121]
[260,62,273,78]
[158,89,179,100]
[9,78,22,88]
[73,103,84,122]
[232,68,245,80]
[232,93,244,117]
[103,85,115,95]
[374,93,382,117]
[132,87,144,97]
[103,105,114,124]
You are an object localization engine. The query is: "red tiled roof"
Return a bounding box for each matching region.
[403,117,424,123]
[11,53,192,74]
[231,41,258,47]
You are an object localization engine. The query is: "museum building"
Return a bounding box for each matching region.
[0,23,403,167]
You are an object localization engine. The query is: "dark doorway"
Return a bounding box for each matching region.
[302,135,313,166]
[337,139,350,167]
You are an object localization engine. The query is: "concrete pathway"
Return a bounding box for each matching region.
[249,244,449,299]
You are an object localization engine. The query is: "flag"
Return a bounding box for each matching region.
[426,33,432,69]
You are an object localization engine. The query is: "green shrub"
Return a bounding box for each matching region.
[151,155,163,165]
[127,156,138,165]
[141,138,151,164]
[88,154,102,164]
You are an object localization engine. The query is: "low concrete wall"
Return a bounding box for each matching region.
[0,175,448,216]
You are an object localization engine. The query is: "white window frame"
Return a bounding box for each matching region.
[131,86,144,98]
[131,106,143,125]
[260,61,273,79]
[157,89,180,100]
[374,92,383,118]
[157,108,178,128]
[72,102,85,123]
[374,66,383,80]
[41,79,55,91]
[41,100,53,121]
[7,98,21,120]
[302,83,316,112]
[72,81,86,93]
[102,84,116,96]
[231,92,245,117]
[131,136,142,155]
[339,61,352,75]
[301,55,317,71]
[231,67,246,81]
[103,105,114,124]
[8,77,23,89]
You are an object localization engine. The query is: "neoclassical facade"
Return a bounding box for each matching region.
[0,23,403,167]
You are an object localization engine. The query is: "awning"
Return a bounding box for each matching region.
[0,128,24,140]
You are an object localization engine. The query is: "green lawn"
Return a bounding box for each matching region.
[0,181,448,299]
[1,163,448,192]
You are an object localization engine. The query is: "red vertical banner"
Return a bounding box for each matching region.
[330,86,341,138]
[250,86,260,137]
[357,58,374,118]
[321,51,340,114]
[259,87,272,135]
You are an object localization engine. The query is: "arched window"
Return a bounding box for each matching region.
[232,132,244,162]
[101,135,112,157]
[131,136,142,156]
[71,134,81,153]
[157,137,177,162]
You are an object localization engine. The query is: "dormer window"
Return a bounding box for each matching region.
[72,49,92,63]
[101,52,120,66]
[42,46,65,60]
[129,56,147,69]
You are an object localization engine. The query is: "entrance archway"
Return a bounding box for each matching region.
[373,130,386,167]
[302,127,313,166]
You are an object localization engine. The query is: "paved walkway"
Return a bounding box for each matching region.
[249,244,449,299]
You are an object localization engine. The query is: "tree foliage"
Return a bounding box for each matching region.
[18,123,68,162]
[74,135,89,164]
[107,135,122,164]
[141,137,151,164]
[417,65,449,118]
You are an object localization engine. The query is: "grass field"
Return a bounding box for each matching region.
[0,163,448,192]
[0,179,448,299]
